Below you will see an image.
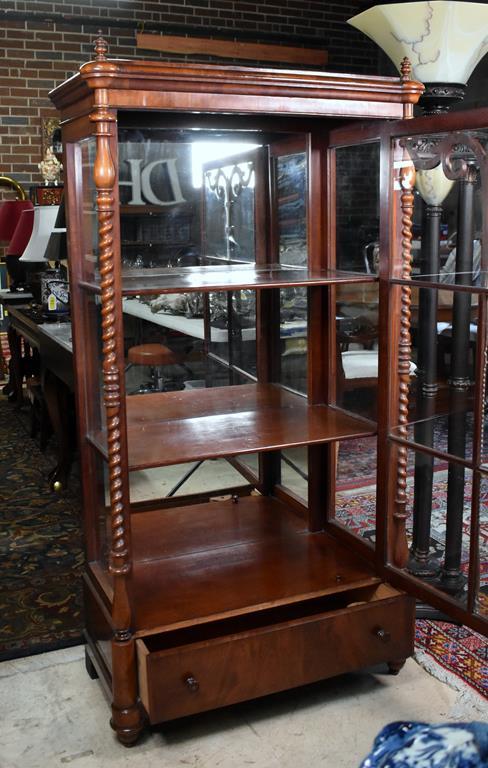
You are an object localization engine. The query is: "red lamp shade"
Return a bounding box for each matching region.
[0,200,33,243]
[6,207,35,256]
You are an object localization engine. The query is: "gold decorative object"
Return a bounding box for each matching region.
[39,147,63,186]
[0,174,27,200]
[41,116,61,157]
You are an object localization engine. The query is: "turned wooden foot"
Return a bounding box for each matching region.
[110,705,145,747]
[84,648,99,680]
[388,658,406,675]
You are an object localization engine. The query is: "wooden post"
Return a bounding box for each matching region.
[90,34,143,746]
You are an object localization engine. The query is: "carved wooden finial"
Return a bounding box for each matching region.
[94,31,108,61]
[400,57,412,82]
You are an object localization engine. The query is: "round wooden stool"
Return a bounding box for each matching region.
[127,343,178,392]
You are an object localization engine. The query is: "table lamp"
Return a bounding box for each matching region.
[18,205,59,301]
[4,205,35,291]
[43,199,66,264]
[0,200,34,244]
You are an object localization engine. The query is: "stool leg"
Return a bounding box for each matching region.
[155,365,165,391]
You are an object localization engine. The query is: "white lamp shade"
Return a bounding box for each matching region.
[415,165,454,205]
[348,2,488,85]
[20,205,59,262]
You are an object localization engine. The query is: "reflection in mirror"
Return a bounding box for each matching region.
[276,152,308,267]
[123,292,206,395]
[117,127,308,276]
[279,287,307,394]
[204,154,256,263]
[281,447,308,502]
[335,436,377,547]
[335,282,379,420]
[208,289,257,382]
[335,141,380,272]
[128,459,250,504]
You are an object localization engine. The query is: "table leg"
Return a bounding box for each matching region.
[6,324,24,404]
[42,368,74,491]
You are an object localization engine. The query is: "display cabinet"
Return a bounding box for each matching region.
[50,39,486,746]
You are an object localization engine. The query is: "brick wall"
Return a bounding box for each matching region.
[0,1,379,195]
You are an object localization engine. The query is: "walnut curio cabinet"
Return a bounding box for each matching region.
[50,40,488,745]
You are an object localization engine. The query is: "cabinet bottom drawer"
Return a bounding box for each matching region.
[136,584,414,724]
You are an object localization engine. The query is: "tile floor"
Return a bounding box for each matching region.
[1,645,485,768]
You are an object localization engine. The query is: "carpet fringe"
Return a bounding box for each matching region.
[414,650,487,720]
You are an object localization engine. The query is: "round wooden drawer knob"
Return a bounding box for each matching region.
[374,627,391,643]
[183,674,200,692]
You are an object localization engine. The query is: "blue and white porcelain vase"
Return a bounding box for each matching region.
[360,721,488,767]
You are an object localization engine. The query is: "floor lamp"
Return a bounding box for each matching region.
[349,1,488,602]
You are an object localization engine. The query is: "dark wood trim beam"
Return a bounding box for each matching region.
[136,32,328,67]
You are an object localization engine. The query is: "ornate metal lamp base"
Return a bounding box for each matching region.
[420,83,466,115]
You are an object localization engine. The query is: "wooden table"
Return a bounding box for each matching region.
[5,305,74,491]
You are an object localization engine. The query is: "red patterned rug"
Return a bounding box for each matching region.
[336,469,488,704]
[415,620,488,701]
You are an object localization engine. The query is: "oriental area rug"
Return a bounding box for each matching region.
[0,395,84,661]
[0,396,486,708]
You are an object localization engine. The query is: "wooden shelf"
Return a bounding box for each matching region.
[88,383,376,470]
[79,266,377,296]
[120,495,381,633]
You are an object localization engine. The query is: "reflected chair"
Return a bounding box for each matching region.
[127,342,179,393]
[337,316,416,404]
[337,315,378,393]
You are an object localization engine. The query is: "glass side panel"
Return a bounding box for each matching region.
[475,471,488,618]
[79,137,98,284]
[335,282,379,421]
[335,436,377,547]
[335,141,380,272]
[389,285,480,464]
[80,291,105,434]
[400,448,473,609]
[92,446,112,572]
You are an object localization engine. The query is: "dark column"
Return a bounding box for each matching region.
[409,202,442,577]
[441,169,476,594]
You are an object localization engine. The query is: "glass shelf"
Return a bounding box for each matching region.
[80,265,377,296]
[390,407,479,466]
[391,272,488,294]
